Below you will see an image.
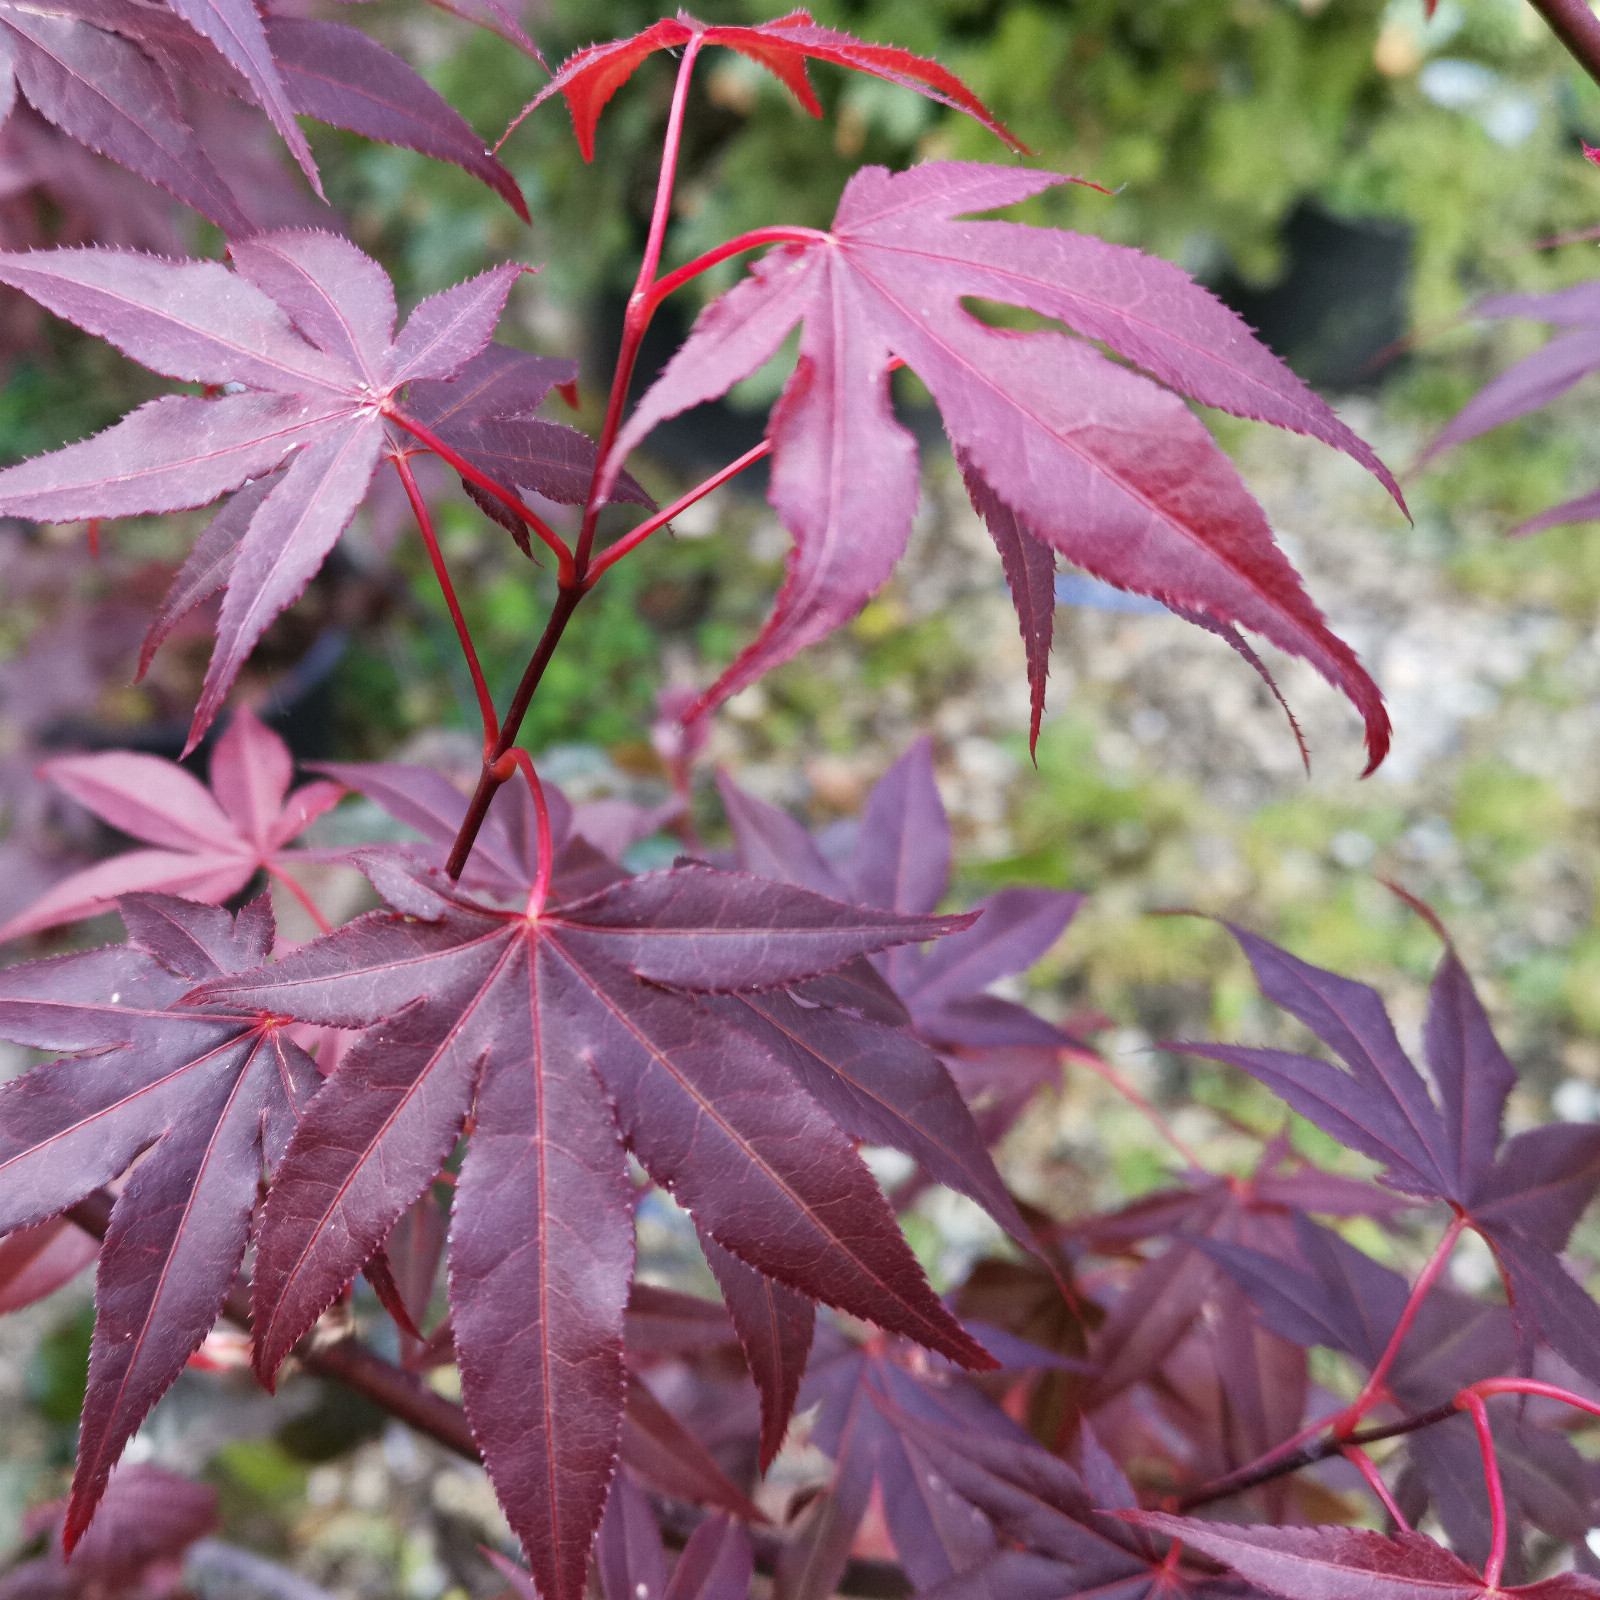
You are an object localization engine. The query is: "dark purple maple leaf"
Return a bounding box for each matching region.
[0,1464,217,1600]
[186,855,994,1600]
[606,166,1401,769]
[0,706,342,943]
[515,10,1021,164]
[0,233,536,748]
[881,1410,1252,1600]
[0,892,319,1549]
[1423,284,1600,534]
[718,744,1084,1186]
[1202,1214,1590,1577]
[1169,918,1600,1387]
[0,1213,97,1315]
[1123,1514,1600,1600]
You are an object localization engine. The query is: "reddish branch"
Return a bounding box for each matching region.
[1527,0,1600,90]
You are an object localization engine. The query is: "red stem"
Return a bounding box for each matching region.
[1527,0,1600,89]
[1466,1376,1600,1423]
[498,747,554,914]
[1339,1213,1466,1432]
[392,452,499,751]
[1068,1045,1205,1171]
[1343,1446,1409,1530]
[642,226,828,317]
[266,863,331,936]
[586,440,772,582]
[385,408,574,582]
[1459,1390,1508,1588]
[576,35,705,577]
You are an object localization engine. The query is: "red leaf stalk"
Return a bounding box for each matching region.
[266,863,332,937]
[1339,1213,1467,1431]
[1342,1445,1409,1530]
[385,407,574,582]
[643,226,829,317]
[1457,1388,1508,1588]
[1067,1044,1205,1172]
[497,746,554,915]
[1465,1375,1600,1422]
[577,33,706,575]
[587,439,773,582]
[392,451,500,752]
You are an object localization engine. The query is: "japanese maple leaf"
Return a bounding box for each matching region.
[592,1477,754,1600]
[0,892,320,1549]
[0,1213,97,1315]
[1422,283,1600,534]
[1124,1515,1600,1600]
[0,1465,217,1600]
[187,856,995,1600]
[0,3,526,238]
[718,742,1084,1171]
[885,1411,1258,1600]
[1203,1215,1592,1577]
[400,343,653,556]
[517,9,1022,163]
[0,231,528,748]
[0,706,342,943]
[1169,917,1600,1387]
[778,1322,1094,1600]
[605,164,1404,771]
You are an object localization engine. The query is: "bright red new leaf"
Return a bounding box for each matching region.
[516,10,1021,162]
[610,164,1400,771]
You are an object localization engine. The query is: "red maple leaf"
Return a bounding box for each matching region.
[517,9,1022,162]
[607,163,1404,771]
[0,707,342,943]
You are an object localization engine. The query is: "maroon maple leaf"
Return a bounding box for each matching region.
[606,164,1403,770]
[516,9,1022,162]
[1170,917,1600,1388]
[0,1213,97,1315]
[187,855,995,1600]
[0,706,342,943]
[1124,1514,1600,1600]
[0,232,529,748]
[0,1464,217,1600]
[0,892,320,1547]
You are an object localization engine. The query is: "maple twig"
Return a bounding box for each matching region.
[1526,0,1600,91]
[642,225,829,317]
[1174,1400,1460,1510]
[385,408,575,582]
[265,864,332,937]
[1458,1389,1508,1588]
[1343,1445,1409,1530]
[392,452,500,751]
[576,33,706,577]
[585,440,773,582]
[445,584,584,880]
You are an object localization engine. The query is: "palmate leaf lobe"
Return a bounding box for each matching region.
[611,163,1401,772]
[1169,915,1600,1388]
[1124,1514,1600,1600]
[189,856,994,1600]
[0,234,537,750]
[0,706,341,943]
[516,9,1021,162]
[0,893,318,1549]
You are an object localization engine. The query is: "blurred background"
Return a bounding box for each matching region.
[9,0,1600,1591]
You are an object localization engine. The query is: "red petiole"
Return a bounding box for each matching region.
[391,451,500,753]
